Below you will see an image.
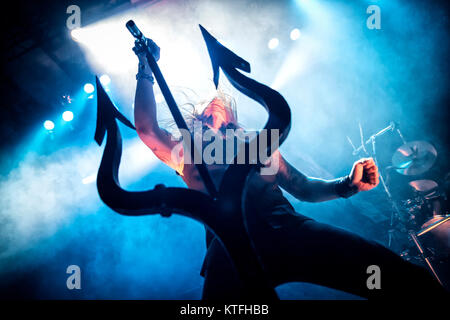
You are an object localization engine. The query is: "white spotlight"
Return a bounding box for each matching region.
[100,74,111,86]
[82,174,96,185]
[290,28,301,40]
[268,38,279,50]
[70,28,83,42]
[84,83,95,94]
[155,93,164,104]
[44,120,55,131]
[62,111,74,122]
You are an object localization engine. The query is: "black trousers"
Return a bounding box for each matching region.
[201,209,446,299]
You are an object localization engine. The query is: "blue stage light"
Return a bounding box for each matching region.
[84,83,95,94]
[62,111,74,122]
[44,120,55,131]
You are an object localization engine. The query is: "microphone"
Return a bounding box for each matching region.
[349,121,400,156]
[392,121,407,144]
[126,20,143,40]
[390,121,399,131]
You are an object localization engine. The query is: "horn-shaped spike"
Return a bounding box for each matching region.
[199,25,250,88]
[94,76,135,145]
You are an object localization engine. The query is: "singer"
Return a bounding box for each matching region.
[132,37,445,299]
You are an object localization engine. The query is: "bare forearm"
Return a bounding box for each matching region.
[280,169,340,202]
[134,77,158,132]
[277,153,378,202]
[130,38,182,170]
[132,37,162,134]
[277,153,356,202]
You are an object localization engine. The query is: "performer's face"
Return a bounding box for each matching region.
[201,98,236,133]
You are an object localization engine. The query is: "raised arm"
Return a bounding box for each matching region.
[133,39,183,174]
[275,151,379,202]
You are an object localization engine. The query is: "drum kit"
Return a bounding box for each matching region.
[348,122,449,288]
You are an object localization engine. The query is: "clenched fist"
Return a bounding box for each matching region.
[133,37,160,62]
[349,158,380,192]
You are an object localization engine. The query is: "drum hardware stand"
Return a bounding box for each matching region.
[348,121,404,247]
[349,122,447,286]
[408,230,444,286]
[370,135,400,247]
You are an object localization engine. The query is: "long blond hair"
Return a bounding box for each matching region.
[158,87,238,139]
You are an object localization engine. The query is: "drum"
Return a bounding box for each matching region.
[417,215,450,251]
[400,190,448,230]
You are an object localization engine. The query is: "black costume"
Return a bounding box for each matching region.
[200,177,445,299]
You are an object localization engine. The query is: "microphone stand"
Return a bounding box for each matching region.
[348,122,404,247]
[126,20,218,199]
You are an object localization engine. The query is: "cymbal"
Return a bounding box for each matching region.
[392,141,437,176]
[409,179,438,193]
